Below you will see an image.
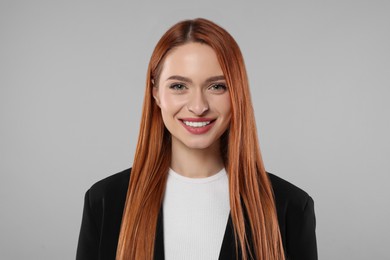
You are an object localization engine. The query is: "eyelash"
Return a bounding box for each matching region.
[209,83,227,91]
[169,83,187,91]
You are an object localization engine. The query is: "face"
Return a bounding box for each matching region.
[153,42,231,151]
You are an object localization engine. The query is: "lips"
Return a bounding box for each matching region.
[182,120,211,127]
[179,118,216,134]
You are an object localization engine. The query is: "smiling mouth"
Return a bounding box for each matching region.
[180,119,216,128]
[182,120,211,127]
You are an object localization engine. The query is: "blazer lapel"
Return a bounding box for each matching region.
[154,209,237,260]
[154,207,165,260]
[218,214,238,260]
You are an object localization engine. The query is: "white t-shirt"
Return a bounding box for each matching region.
[163,168,230,260]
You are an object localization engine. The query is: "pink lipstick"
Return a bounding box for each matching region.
[179,118,216,135]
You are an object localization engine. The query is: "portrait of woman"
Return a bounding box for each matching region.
[3,1,390,259]
[76,18,317,260]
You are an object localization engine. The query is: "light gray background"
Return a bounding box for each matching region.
[1,0,389,259]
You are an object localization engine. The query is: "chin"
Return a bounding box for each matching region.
[181,138,216,150]
[184,142,213,150]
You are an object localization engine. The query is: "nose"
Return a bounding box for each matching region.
[187,90,209,115]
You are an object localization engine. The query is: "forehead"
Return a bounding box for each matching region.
[159,42,224,82]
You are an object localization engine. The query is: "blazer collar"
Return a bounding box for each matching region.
[154,208,238,260]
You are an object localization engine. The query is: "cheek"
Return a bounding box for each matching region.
[217,95,232,117]
[159,93,186,115]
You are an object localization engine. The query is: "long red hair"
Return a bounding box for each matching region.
[116,18,285,260]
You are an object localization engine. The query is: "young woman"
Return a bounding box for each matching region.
[76,18,317,260]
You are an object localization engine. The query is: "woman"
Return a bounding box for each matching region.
[76,18,317,260]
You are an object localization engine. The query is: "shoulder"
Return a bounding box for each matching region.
[77,168,132,259]
[87,168,131,203]
[267,172,318,259]
[267,172,314,210]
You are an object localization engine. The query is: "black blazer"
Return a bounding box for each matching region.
[76,168,317,260]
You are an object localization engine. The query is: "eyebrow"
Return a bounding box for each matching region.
[166,75,225,84]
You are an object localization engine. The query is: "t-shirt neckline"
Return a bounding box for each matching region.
[168,167,227,184]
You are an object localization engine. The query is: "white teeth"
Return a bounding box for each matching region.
[183,121,211,127]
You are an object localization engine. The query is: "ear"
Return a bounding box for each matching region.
[152,85,161,107]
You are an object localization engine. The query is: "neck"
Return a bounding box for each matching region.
[170,139,224,178]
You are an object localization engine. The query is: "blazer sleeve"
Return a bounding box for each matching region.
[285,195,318,260]
[76,190,99,260]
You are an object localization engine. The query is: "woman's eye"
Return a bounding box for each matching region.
[209,83,227,92]
[169,84,186,91]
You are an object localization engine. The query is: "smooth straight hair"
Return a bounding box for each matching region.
[116,18,285,260]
